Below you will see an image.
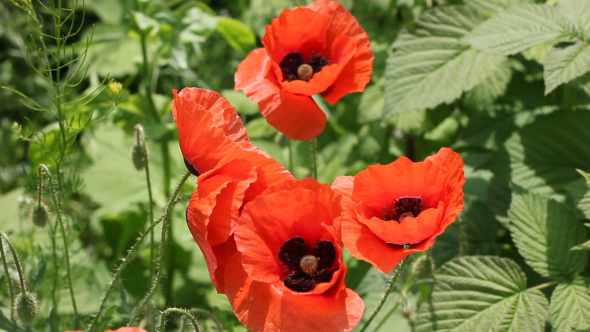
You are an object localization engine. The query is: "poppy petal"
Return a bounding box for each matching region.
[235,48,326,141]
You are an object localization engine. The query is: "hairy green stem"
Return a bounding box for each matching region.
[0,234,16,321]
[128,171,191,326]
[309,138,318,179]
[287,137,294,172]
[358,259,410,332]
[0,234,27,295]
[157,308,203,332]
[40,165,78,316]
[87,171,190,332]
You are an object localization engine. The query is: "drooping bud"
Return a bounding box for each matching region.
[15,292,39,326]
[131,124,148,171]
[31,204,49,228]
[401,300,412,318]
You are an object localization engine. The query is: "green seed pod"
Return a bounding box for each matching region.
[15,292,39,326]
[31,204,49,228]
[410,253,434,280]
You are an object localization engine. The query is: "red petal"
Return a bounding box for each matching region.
[235,48,326,140]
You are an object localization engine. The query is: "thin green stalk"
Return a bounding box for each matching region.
[0,235,16,321]
[530,280,559,291]
[0,234,27,294]
[128,171,191,326]
[309,138,318,179]
[358,259,410,332]
[88,171,190,332]
[458,214,467,256]
[157,308,203,332]
[287,137,294,172]
[40,165,78,316]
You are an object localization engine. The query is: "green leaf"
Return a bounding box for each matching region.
[217,18,256,54]
[508,193,588,279]
[506,111,590,219]
[464,4,575,55]
[557,0,590,37]
[463,58,512,109]
[415,256,549,332]
[466,0,532,17]
[549,277,590,331]
[544,42,590,94]
[358,80,384,123]
[383,5,505,116]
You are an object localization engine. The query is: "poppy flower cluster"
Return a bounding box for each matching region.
[173,88,364,332]
[235,0,374,141]
[173,86,465,331]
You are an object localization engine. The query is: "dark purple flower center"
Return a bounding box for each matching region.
[279,52,329,82]
[278,236,336,292]
[381,196,425,223]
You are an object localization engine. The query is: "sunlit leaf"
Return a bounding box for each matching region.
[415,256,549,332]
[508,193,588,279]
[549,277,590,332]
[384,5,505,116]
[544,42,590,94]
[464,4,576,55]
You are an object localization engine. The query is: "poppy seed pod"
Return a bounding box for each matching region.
[15,292,39,326]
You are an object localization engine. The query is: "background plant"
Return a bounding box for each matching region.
[1,0,589,331]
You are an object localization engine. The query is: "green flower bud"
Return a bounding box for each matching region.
[15,292,39,326]
[108,81,123,98]
[31,204,49,228]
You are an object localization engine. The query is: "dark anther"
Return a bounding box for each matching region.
[279,52,305,81]
[278,236,307,267]
[279,51,330,82]
[183,157,200,176]
[278,236,337,292]
[381,196,425,223]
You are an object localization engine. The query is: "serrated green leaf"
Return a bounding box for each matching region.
[358,80,384,123]
[464,4,575,55]
[463,58,512,109]
[557,0,590,37]
[383,5,505,116]
[549,277,590,331]
[506,111,590,219]
[217,18,256,54]
[466,0,532,17]
[544,42,590,94]
[508,193,588,279]
[415,256,549,332]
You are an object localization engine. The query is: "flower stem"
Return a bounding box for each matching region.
[156,308,203,332]
[288,137,294,172]
[0,234,16,322]
[40,165,78,316]
[358,259,410,332]
[0,234,26,294]
[309,138,318,179]
[88,171,191,332]
[128,171,192,326]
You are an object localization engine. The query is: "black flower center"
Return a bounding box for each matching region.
[279,52,329,82]
[381,196,425,223]
[278,236,336,292]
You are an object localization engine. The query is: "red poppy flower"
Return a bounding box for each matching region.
[235,0,374,141]
[225,178,364,332]
[333,148,465,273]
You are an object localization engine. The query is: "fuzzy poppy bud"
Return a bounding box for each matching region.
[131,124,148,171]
[15,292,39,326]
[31,204,49,228]
[402,300,412,318]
